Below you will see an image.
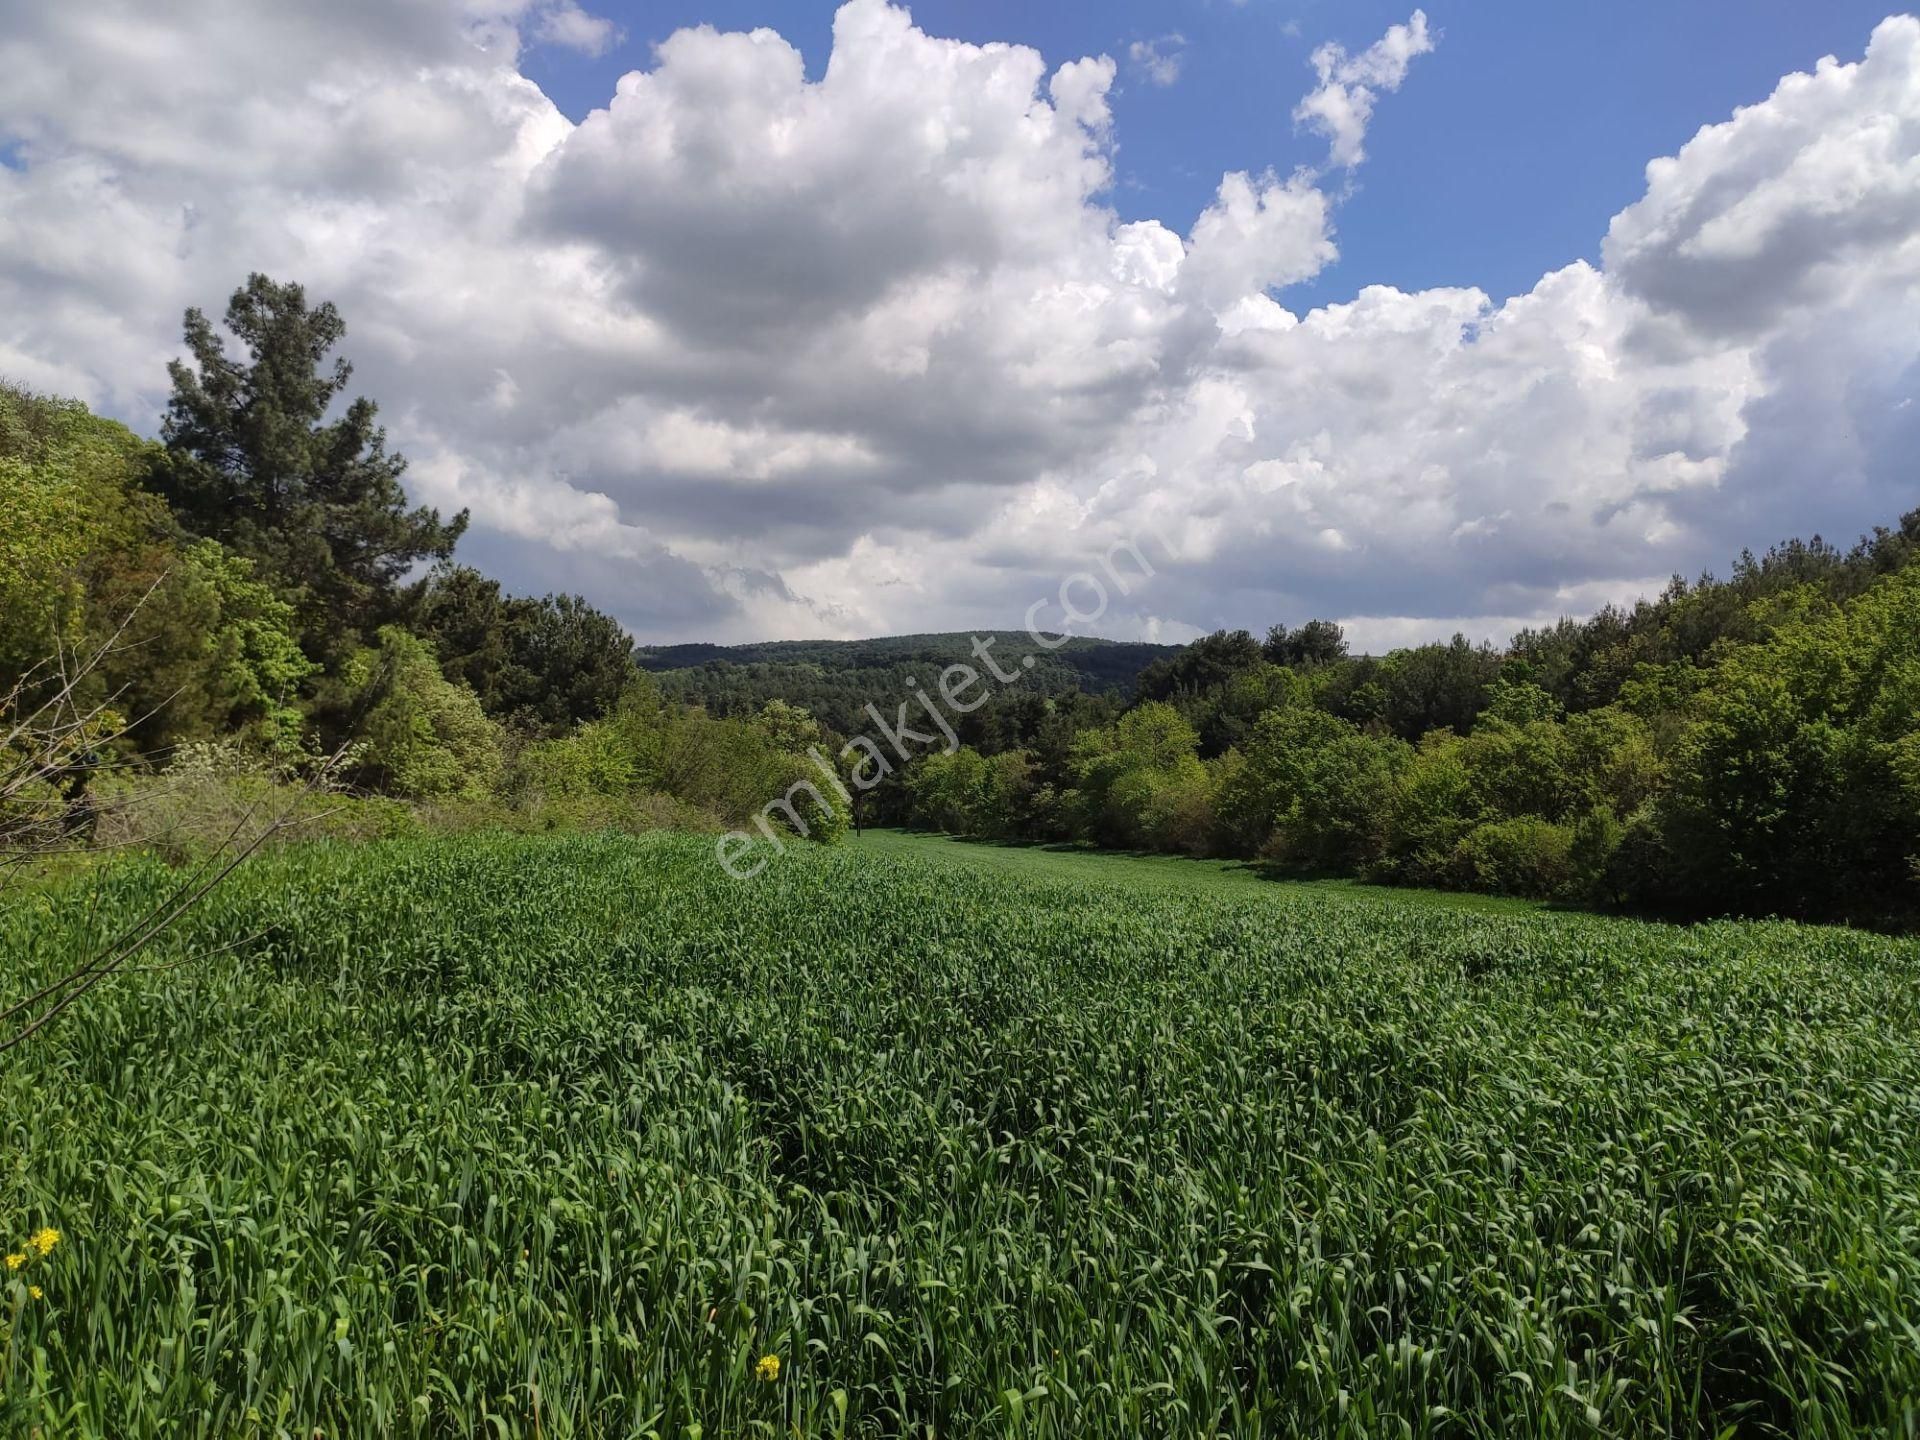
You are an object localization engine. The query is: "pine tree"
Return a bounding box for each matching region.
[146,274,467,663]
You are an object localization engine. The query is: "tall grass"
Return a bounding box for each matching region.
[0,832,1916,1436]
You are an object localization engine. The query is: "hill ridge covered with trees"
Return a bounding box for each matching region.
[638,631,1180,737]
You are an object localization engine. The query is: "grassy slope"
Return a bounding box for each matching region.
[854,826,1550,915]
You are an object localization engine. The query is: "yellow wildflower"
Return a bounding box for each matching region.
[26,1286,41,1301]
[3,1254,20,1272]
[755,1354,781,1383]
[30,1228,58,1256]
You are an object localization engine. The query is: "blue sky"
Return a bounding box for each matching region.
[522,1,1903,313]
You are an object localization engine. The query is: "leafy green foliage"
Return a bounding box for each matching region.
[1065,703,1208,849]
[0,383,167,680]
[1450,815,1576,897]
[1262,617,1349,668]
[1133,628,1265,706]
[0,385,314,757]
[343,627,503,800]
[1215,707,1406,870]
[172,541,317,751]
[1373,634,1507,740]
[2,832,1916,1434]
[508,682,847,843]
[905,747,1034,839]
[1659,567,1920,919]
[1508,512,1920,714]
[750,698,825,756]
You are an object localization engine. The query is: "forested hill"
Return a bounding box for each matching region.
[636,632,1180,734]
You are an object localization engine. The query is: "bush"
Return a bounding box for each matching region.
[1066,704,1204,850]
[93,742,418,865]
[507,720,643,803]
[345,628,504,800]
[1271,729,1405,874]
[906,749,994,834]
[1450,817,1575,899]
[1139,762,1215,855]
[1568,806,1626,906]
[1212,706,1349,859]
[1379,735,1479,885]
[493,680,846,845]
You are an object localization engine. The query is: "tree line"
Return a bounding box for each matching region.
[892,517,1920,928]
[0,274,846,848]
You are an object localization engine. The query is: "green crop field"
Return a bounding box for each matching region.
[2,831,1918,1438]
[850,829,1551,914]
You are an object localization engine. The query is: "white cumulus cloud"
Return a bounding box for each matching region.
[1293,10,1435,170]
[0,1,1915,651]
[535,1,621,56]
[1128,34,1186,88]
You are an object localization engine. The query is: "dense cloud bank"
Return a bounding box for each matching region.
[2,1,1916,646]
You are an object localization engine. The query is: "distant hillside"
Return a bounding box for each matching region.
[636,631,1180,735]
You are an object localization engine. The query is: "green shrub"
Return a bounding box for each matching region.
[344,627,503,800]
[1568,805,1627,905]
[507,719,643,802]
[91,742,418,864]
[1450,816,1576,898]
[1379,734,1479,884]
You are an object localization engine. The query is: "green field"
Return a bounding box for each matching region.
[852,828,1550,913]
[2,831,1918,1437]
